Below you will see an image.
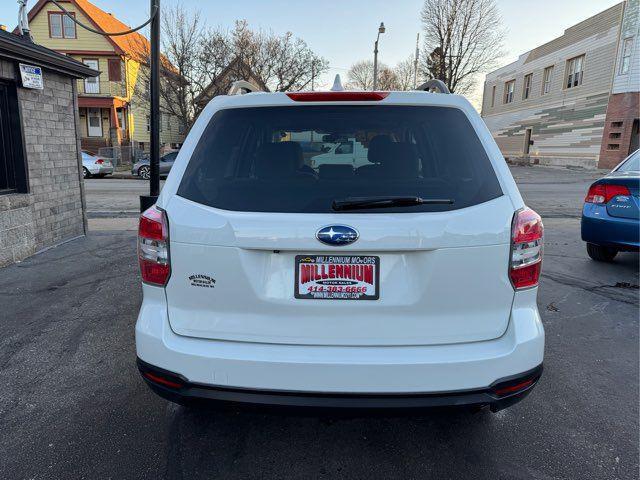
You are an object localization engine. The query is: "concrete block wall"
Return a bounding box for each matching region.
[0,194,36,266]
[0,60,86,267]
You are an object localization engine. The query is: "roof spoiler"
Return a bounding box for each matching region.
[228,80,263,95]
[416,79,450,94]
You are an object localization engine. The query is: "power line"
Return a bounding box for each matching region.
[47,0,157,36]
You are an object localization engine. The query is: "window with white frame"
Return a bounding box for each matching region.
[542,66,553,94]
[491,85,496,107]
[620,37,634,75]
[504,80,515,104]
[522,74,533,100]
[565,55,584,88]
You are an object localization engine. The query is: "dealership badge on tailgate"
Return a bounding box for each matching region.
[295,255,380,300]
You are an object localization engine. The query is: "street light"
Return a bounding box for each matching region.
[372,22,385,91]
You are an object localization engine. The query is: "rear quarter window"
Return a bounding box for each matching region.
[177,105,503,213]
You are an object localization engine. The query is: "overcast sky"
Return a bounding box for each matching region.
[0,0,622,103]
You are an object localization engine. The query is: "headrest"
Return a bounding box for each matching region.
[361,140,419,178]
[254,142,303,179]
[383,143,419,177]
[318,164,354,179]
[367,135,393,165]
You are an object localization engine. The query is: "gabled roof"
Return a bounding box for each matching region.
[73,0,150,58]
[0,28,98,79]
[194,57,269,106]
[24,0,168,66]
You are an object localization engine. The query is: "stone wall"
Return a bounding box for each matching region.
[0,60,86,267]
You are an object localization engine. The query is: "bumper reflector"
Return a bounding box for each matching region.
[142,371,183,389]
[493,379,535,397]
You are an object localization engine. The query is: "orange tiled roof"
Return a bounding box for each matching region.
[73,0,150,60]
[26,0,176,71]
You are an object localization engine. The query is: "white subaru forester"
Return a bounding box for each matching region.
[135,85,544,412]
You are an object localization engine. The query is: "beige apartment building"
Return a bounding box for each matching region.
[21,0,185,154]
[481,1,639,169]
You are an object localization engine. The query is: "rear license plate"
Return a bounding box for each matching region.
[295,255,380,300]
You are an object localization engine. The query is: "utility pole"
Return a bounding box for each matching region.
[140,0,160,212]
[311,62,315,92]
[413,33,420,89]
[372,22,385,90]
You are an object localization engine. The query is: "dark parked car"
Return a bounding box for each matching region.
[581,150,639,261]
[132,151,178,179]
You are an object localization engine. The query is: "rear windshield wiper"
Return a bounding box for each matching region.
[332,196,454,211]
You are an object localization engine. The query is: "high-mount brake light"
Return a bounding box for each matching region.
[286,92,389,102]
[510,208,543,290]
[138,205,170,286]
[584,184,630,204]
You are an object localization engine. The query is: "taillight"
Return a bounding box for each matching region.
[95,159,104,165]
[138,205,170,286]
[286,92,389,102]
[510,208,543,289]
[585,183,630,204]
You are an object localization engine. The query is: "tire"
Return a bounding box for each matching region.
[586,243,618,262]
[138,165,151,180]
[82,167,91,179]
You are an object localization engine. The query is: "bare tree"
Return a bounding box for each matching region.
[394,56,417,91]
[419,0,504,94]
[377,67,400,90]
[135,16,328,127]
[347,60,399,90]
[131,5,203,130]
[199,20,328,96]
[347,60,375,90]
[348,58,415,91]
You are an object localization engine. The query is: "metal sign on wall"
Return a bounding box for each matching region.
[18,63,43,90]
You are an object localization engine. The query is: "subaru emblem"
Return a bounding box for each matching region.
[316,225,359,246]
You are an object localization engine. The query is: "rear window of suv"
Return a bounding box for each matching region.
[177,106,503,213]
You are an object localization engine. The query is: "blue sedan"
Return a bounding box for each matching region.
[581,150,639,262]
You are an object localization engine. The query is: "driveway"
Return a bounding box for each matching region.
[1,166,637,479]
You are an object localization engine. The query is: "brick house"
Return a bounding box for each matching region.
[0,28,97,267]
[21,0,186,154]
[481,1,639,169]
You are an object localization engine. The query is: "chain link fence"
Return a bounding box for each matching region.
[97,143,148,167]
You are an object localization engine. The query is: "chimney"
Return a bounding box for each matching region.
[17,0,33,42]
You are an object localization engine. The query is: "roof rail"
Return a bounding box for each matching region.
[416,79,450,94]
[228,80,262,95]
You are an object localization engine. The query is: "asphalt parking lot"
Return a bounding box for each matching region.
[1,166,638,479]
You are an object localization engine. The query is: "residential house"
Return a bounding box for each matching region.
[481,1,639,169]
[22,0,185,154]
[0,28,97,266]
[194,57,268,112]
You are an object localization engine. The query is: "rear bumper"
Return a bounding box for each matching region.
[88,165,114,175]
[137,358,542,412]
[136,285,544,407]
[581,205,640,250]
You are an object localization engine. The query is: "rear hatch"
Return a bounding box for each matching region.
[164,104,516,346]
